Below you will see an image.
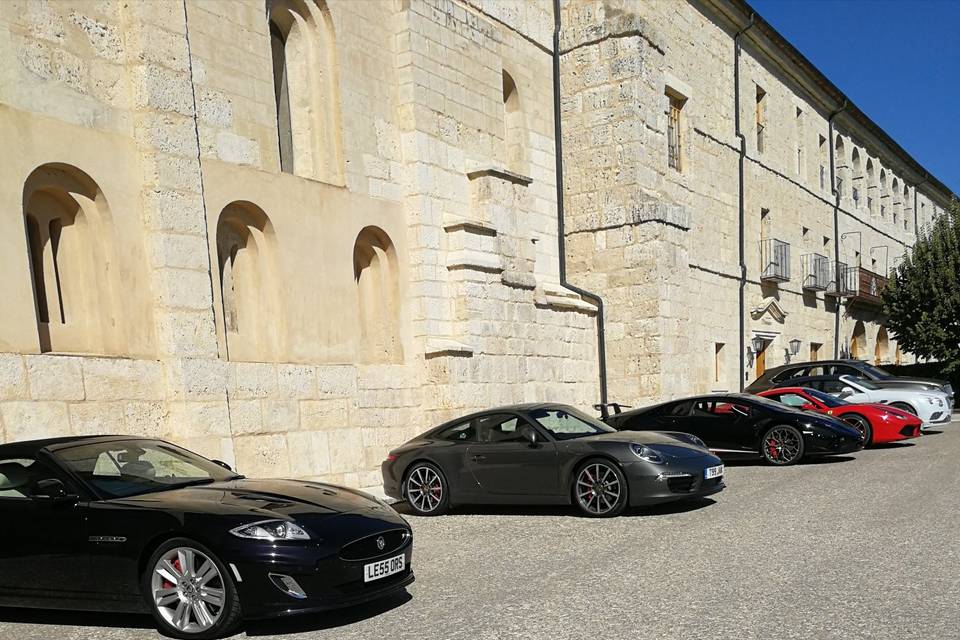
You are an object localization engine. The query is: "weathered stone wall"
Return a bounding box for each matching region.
[0,0,599,490]
[560,0,953,405]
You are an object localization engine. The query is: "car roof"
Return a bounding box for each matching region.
[0,435,144,457]
[615,392,762,417]
[428,403,579,430]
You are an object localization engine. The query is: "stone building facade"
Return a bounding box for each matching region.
[0,0,953,487]
[0,0,599,489]
[559,0,955,406]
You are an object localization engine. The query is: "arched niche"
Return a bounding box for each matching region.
[875,326,889,365]
[216,201,284,361]
[22,163,122,354]
[267,0,344,184]
[850,321,866,360]
[502,70,527,175]
[353,226,402,364]
[834,136,847,196]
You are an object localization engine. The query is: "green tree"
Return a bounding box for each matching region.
[882,199,960,371]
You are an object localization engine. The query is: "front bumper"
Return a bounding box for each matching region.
[921,409,952,430]
[622,457,725,506]
[225,537,414,619]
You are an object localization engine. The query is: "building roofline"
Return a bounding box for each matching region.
[703,0,956,203]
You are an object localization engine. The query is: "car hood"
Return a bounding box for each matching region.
[580,430,711,458]
[872,378,947,391]
[120,478,387,519]
[806,415,862,439]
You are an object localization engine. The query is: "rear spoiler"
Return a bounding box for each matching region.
[594,403,631,420]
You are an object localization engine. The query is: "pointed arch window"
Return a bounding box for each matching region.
[353,226,402,364]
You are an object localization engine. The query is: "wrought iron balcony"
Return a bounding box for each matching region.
[760,238,790,283]
[851,266,888,305]
[825,261,857,297]
[800,253,830,291]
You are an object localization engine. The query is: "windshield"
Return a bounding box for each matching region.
[844,376,879,391]
[52,439,239,499]
[803,388,849,408]
[859,363,892,379]
[529,406,615,441]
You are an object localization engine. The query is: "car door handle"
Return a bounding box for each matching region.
[470,455,486,462]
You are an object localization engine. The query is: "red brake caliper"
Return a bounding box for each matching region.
[766,438,779,459]
[163,557,182,590]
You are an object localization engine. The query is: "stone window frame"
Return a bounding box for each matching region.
[663,76,691,174]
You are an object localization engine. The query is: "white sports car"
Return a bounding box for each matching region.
[837,375,952,430]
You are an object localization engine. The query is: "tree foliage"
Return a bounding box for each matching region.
[882,199,960,372]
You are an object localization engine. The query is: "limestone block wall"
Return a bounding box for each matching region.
[0,0,599,490]
[559,0,952,406]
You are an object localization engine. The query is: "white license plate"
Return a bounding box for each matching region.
[364,554,405,583]
[704,464,724,480]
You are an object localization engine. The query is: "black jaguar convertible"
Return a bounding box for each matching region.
[0,436,414,639]
[382,403,725,518]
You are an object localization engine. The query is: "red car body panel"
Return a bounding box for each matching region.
[757,387,922,445]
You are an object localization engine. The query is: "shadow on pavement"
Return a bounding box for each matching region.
[244,590,412,637]
[723,455,856,468]
[870,441,916,450]
[394,497,717,519]
[0,606,154,630]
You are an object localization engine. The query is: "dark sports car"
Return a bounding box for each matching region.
[382,403,725,518]
[605,394,864,465]
[0,436,414,639]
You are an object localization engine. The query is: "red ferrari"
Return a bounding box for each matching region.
[757,386,922,446]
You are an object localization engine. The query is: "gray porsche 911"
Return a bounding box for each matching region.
[382,403,725,517]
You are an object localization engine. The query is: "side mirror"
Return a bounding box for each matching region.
[840,387,854,397]
[801,403,817,411]
[519,425,538,446]
[212,459,233,472]
[33,479,78,505]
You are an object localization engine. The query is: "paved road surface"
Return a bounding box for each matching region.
[4,420,959,640]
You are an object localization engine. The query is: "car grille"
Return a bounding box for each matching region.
[667,475,696,493]
[339,529,409,561]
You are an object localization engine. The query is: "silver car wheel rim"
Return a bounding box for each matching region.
[151,547,225,633]
[407,466,443,513]
[576,463,621,514]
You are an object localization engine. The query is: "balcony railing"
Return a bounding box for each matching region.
[851,267,888,305]
[801,253,830,291]
[826,261,857,297]
[760,238,790,283]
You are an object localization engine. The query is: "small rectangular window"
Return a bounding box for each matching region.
[715,343,724,382]
[666,92,685,172]
[755,85,766,153]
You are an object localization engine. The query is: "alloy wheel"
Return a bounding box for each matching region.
[764,426,803,464]
[575,462,622,515]
[843,415,871,445]
[151,546,225,634]
[406,466,443,514]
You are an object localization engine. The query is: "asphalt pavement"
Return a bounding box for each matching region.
[3,419,959,640]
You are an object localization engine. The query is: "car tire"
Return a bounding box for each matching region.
[142,537,242,640]
[890,402,917,416]
[572,459,628,518]
[404,461,450,516]
[760,424,806,465]
[843,414,873,446]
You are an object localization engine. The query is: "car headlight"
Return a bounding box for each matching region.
[631,444,665,464]
[230,519,311,541]
[925,396,942,406]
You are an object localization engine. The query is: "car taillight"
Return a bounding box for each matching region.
[385,454,397,462]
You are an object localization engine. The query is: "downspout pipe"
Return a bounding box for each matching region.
[733,13,755,391]
[828,100,848,358]
[552,0,608,405]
